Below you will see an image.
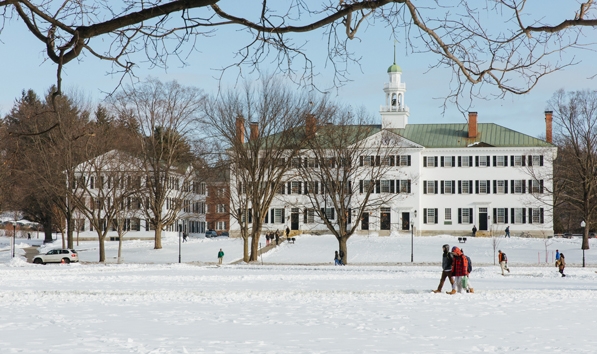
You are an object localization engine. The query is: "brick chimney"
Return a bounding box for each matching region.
[235,116,245,145]
[545,111,553,143]
[468,112,478,138]
[306,114,317,139]
[250,122,259,141]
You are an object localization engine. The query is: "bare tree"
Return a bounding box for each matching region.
[1,1,596,106]
[548,89,597,252]
[109,79,204,249]
[295,107,409,264]
[202,77,312,262]
[491,233,501,266]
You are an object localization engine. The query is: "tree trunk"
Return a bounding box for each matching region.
[154,223,163,249]
[98,234,106,262]
[249,222,263,262]
[117,232,123,263]
[43,219,53,243]
[582,226,590,250]
[66,214,74,249]
[338,237,348,265]
[243,236,249,263]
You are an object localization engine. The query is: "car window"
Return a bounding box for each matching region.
[70,249,78,253]
[48,250,56,255]
[62,250,69,254]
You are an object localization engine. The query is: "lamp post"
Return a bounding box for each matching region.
[12,222,16,258]
[581,220,587,267]
[178,221,182,264]
[411,209,417,263]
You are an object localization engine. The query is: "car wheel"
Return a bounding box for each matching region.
[33,258,43,264]
[62,258,71,264]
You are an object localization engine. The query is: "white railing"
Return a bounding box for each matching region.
[384,83,406,90]
[380,105,410,113]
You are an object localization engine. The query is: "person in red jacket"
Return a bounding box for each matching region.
[447,246,469,294]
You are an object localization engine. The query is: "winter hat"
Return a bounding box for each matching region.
[452,246,458,252]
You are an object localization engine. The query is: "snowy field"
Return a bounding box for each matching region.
[2,234,597,353]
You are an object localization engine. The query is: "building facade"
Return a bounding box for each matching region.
[229,62,556,237]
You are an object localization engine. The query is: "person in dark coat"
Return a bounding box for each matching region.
[472,225,477,237]
[275,232,280,246]
[558,253,566,277]
[505,226,510,238]
[285,226,290,238]
[334,251,342,266]
[433,244,455,294]
[449,246,469,294]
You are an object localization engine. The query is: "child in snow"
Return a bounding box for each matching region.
[448,246,468,294]
[498,250,510,275]
[334,251,343,266]
[558,253,566,277]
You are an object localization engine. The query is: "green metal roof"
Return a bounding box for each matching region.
[387,63,402,73]
[389,123,553,148]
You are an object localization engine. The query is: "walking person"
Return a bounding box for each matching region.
[275,232,279,246]
[182,232,188,243]
[555,249,560,267]
[448,246,469,294]
[498,250,510,275]
[285,226,290,239]
[217,248,224,265]
[462,249,474,293]
[472,225,477,237]
[334,251,343,266]
[558,253,566,277]
[505,226,510,238]
[433,244,455,294]
[27,232,31,240]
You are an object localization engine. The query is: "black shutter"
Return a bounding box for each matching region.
[504,180,508,194]
[452,180,455,194]
[522,180,526,193]
[390,180,395,193]
[510,155,514,166]
[265,210,269,223]
[281,209,285,222]
[493,156,496,167]
[493,180,497,194]
[435,157,438,167]
[321,208,325,220]
[423,181,427,194]
[359,180,363,193]
[458,156,462,167]
[469,180,473,193]
[315,182,319,194]
[271,209,275,223]
[522,156,526,166]
[407,180,411,193]
[511,180,514,193]
[493,208,497,222]
[504,155,508,166]
[441,156,445,167]
[287,182,291,194]
[423,209,427,224]
[469,156,473,166]
[540,180,544,193]
[304,209,307,223]
[248,209,252,223]
[522,208,526,223]
[458,180,462,194]
[375,156,381,166]
[469,208,473,224]
[475,156,479,167]
[511,208,515,223]
[475,180,479,194]
[528,208,533,224]
[504,208,508,224]
[540,155,544,166]
[396,180,401,194]
[360,156,364,166]
[435,209,439,224]
[528,180,532,193]
[330,208,335,220]
[452,156,456,166]
[458,208,462,224]
[434,181,438,194]
[441,181,445,194]
[348,208,352,224]
[348,181,352,193]
[423,157,427,167]
[528,155,533,166]
[487,180,491,193]
[408,155,411,166]
[376,180,381,193]
[390,156,395,166]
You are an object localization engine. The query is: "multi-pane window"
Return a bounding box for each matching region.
[363,180,373,193]
[399,155,410,166]
[513,156,523,166]
[399,180,411,193]
[495,156,506,167]
[425,181,436,194]
[381,180,392,193]
[443,156,454,167]
[426,156,436,167]
[216,221,226,230]
[532,155,541,166]
[496,208,506,223]
[479,180,488,194]
[305,209,315,224]
[273,208,284,223]
[531,208,542,223]
[382,156,392,166]
[291,181,302,194]
[426,208,436,224]
[444,181,454,194]
[461,180,471,194]
[461,156,471,167]
[324,208,335,220]
[362,156,374,166]
[513,180,523,194]
[513,208,524,224]
[461,208,471,224]
[216,204,226,213]
[531,180,542,193]
[307,158,318,168]
[445,208,452,221]
[479,156,489,167]
[291,157,302,168]
[496,180,506,193]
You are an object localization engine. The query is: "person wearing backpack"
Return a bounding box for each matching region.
[498,250,510,275]
[461,249,474,293]
[448,246,468,294]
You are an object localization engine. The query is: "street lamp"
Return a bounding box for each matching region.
[411,210,417,263]
[581,220,587,267]
[12,222,16,258]
[178,221,182,264]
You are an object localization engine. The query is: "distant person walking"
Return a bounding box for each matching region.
[285,226,290,239]
[498,250,510,275]
[334,251,343,266]
[505,226,510,238]
[449,246,469,294]
[558,253,566,277]
[182,233,188,242]
[27,232,31,240]
[472,225,477,237]
[555,249,561,267]
[217,248,224,265]
[433,244,455,294]
[275,232,280,246]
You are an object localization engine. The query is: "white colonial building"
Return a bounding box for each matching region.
[229,60,556,237]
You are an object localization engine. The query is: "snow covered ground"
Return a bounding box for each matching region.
[1,234,597,353]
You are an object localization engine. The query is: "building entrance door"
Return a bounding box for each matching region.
[291,208,299,230]
[361,212,369,230]
[401,212,410,230]
[479,207,488,231]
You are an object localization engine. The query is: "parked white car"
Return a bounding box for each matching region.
[33,249,79,264]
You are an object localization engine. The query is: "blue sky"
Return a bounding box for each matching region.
[1,2,595,138]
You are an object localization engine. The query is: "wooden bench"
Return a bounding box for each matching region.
[458,237,467,243]
[287,237,296,244]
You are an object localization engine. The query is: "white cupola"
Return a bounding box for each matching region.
[380,56,409,129]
